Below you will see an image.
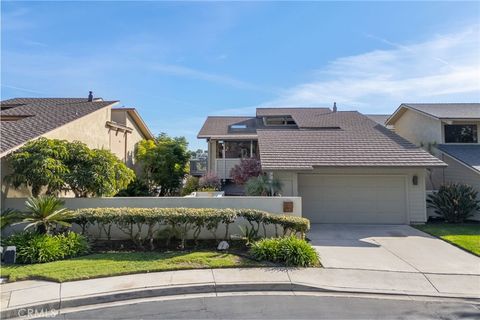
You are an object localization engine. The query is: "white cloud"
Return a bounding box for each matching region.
[150,63,256,90]
[264,25,480,113]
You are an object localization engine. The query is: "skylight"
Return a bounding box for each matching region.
[231,124,247,129]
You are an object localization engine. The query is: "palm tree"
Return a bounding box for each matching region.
[22,196,72,234]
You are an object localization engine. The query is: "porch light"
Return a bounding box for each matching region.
[412,175,418,185]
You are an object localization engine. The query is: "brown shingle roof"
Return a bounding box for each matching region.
[386,103,480,125]
[256,111,446,170]
[404,103,480,119]
[1,98,117,156]
[197,116,259,139]
[256,107,332,128]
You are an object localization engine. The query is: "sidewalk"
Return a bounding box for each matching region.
[1,267,479,318]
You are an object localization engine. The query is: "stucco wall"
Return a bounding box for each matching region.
[46,107,111,150]
[124,113,146,171]
[4,196,302,217]
[3,196,303,239]
[393,109,443,146]
[274,167,427,223]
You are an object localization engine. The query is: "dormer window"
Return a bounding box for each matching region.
[264,116,296,126]
[444,124,478,143]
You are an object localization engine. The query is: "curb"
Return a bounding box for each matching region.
[2,282,479,319]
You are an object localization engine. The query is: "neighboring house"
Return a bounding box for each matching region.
[0,93,154,202]
[198,107,445,224]
[385,103,480,192]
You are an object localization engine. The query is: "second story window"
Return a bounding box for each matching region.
[444,124,478,143]
[264,116,296,126]
[217,140,258,158]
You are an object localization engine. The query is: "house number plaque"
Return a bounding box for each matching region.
[283,201,294,213]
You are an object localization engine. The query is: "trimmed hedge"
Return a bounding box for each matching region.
[70,208,310,249]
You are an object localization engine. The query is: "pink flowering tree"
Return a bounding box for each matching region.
[230,158,262,185]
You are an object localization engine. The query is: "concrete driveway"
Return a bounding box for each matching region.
[308,224,480,275]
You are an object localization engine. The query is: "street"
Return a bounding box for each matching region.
[56,294,479,320]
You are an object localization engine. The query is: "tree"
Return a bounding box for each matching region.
[6,138,70,196]
[135,133,190,196]
[6,138,135,197]
[230,158,262,185]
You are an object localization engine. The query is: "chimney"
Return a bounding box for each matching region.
[88,91,93,102]
[333,102,337,112]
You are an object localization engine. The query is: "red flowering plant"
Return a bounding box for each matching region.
[230,157,262,185]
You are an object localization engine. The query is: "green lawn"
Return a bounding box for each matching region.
[414,224,480,256]
[0,251,265,283]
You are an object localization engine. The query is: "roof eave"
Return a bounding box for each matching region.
[0,101,119,158]
[386,104,441,125]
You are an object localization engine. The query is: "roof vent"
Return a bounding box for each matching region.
[88,91,93,102]
[333,102,337,112]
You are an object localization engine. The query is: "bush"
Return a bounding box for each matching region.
[2,231,89,264]
[116,178,153,197]
[181,176,199,196]
[70,208,311,249]
[198,173,221,191]
[427,183,480,223]
[250,236,319,267]
[245,175,283,196]
[230,158,262,185]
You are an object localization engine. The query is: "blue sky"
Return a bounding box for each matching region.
[2,1,479,150]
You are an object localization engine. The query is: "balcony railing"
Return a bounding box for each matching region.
[216,158,241,180]
[189,158,207,176]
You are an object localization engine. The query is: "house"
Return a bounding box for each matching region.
[0,93,154,202]
[385,103,480,192]
[198,107,446,224]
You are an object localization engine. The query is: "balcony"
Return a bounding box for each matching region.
[189,158,207,176]
[216,158,241,180]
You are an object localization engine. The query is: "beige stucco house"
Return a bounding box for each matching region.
[385,103,480,192]
[0,94,154,204]
[198,107,446,224]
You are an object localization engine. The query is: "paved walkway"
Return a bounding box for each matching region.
[1,267,479,318]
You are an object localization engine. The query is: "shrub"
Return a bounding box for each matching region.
[250,236,319,267]
[245,175,283,196]
[199,173,221,191]
[2,231,89,264]
[230,158,262,185]
[427,183,480,223]
[181,176,199,196]
[22,196,72,234]
[70,208,311,249]
[116,178,153,197]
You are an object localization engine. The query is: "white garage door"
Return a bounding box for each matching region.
[298,174,407,224]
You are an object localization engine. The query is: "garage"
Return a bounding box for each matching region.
[298,174,408,224]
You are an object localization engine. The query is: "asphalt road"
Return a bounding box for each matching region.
[55,294,479,320]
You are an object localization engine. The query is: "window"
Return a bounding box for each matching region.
[216,140,258,158]
[444,124,478,143]
[264,116,296,126]
[230,124,247,129]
